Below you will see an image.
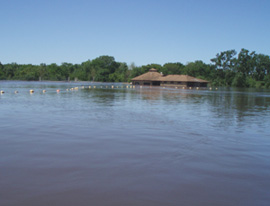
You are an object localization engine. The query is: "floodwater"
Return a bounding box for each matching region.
[0,81,270,206]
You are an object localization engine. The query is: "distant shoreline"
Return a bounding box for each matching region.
[0,80,131,84]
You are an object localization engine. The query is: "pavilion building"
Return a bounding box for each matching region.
[131,68,209,87]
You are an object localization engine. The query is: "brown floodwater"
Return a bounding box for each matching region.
[0,81,270,206]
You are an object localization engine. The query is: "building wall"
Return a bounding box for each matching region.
[160,82,187,87]
[132,81,152,86]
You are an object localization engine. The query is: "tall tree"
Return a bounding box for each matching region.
[236,48,255,76]
[211,49,237,71]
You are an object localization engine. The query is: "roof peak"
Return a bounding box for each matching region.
[149,68,157,72]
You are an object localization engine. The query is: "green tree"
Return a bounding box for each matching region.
[211,49,237,71]
[111,62,128,82]
[0,62,4,79]
[81,60,92,81]
[253,54,270,81]
[232,72,247,87]
[210,50,238,86]
[14,64,39,80]
[264,74,270,88]
[60,62,74,80]
[39,63,47,80]
[162,62,184,75]
[3,63,18,79]
[236,49,255,76]
[183,60,210,78]
[92,56,120,82]
[47,63,65,81]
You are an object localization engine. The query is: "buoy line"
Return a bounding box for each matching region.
[0,85,216,95]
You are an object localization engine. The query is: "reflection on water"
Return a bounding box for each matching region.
[0,81,270,206]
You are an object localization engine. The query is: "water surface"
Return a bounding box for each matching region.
[1,81,270,206]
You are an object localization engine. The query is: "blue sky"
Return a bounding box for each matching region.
[1,0,270,66]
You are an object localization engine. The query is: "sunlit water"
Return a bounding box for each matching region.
[1,81,270,206]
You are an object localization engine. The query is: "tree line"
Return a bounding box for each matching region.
[0,48,270,88]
